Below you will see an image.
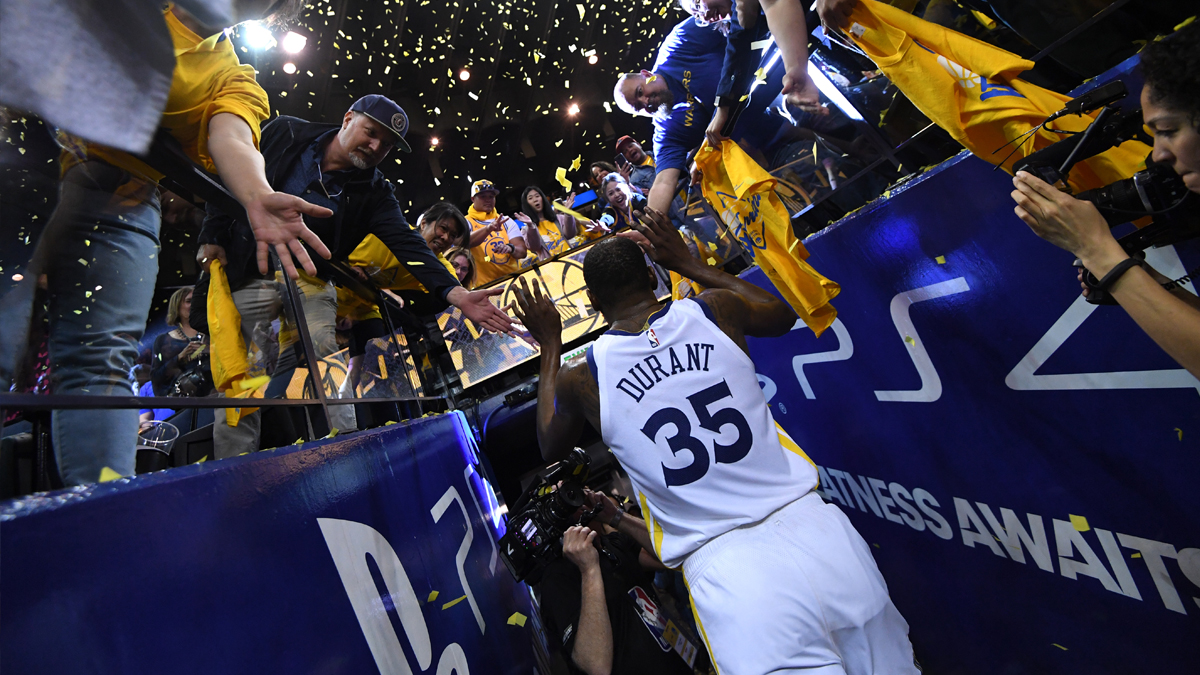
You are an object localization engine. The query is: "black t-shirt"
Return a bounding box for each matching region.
[536,531,693,675]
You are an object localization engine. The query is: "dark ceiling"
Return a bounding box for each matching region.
[240,0,686,215]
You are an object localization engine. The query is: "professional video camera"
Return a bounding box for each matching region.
[498,448,601,584]
[1012,80,1200,303]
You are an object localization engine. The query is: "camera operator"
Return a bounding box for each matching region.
[1012,22,1200,379]
[537,489,696,675]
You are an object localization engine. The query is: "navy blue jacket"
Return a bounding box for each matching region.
[198,115,458,308]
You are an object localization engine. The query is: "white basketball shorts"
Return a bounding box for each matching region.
[681,491,919,675]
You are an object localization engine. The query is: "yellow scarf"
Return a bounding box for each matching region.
[206,260,270,425]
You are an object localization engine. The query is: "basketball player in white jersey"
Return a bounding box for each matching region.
[512,207,918,674]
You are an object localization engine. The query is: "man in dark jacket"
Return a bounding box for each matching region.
[198,94,513,456]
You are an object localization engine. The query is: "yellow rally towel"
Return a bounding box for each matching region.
[207,260,269,426]
[846,0,1148,191]
[697,141,840,336]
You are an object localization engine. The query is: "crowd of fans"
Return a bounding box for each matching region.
[3,0,1200,672]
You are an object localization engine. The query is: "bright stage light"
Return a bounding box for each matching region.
[459,69,471,81]
[282,31,307,54]
[242,22,276,50]
[430,137,440,147]
[588,54,598,65]
[567,103,580,115]
[282,62,297,74]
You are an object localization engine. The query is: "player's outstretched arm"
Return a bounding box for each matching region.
[512,276,588,461]
[621,207,796,340]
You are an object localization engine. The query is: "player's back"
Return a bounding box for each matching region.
[589,297,818,568]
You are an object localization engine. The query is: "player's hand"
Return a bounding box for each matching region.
[512,275,563,349]
[244,192,333,279]
[816,0,859,31]
[706,106,731,148]
[621,207,694,274]
[1011,171,1125,275]
[196,244,227,273]
[446,286,516,335]
[562,526,600,573]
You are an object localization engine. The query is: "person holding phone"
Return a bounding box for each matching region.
[615,136,656,195]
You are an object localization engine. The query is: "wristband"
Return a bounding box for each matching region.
[609,509,624,528]
[1093,258,1145,293]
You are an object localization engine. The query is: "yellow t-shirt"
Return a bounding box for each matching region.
[531,219,571,259]
[467,206,524,287]
[60,6,270,181]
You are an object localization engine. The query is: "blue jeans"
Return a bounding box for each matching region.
[9,162,161,485]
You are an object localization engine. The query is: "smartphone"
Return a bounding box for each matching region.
[614,154,631,169]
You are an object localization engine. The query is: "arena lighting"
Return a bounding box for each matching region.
[281,31,307,54]
[458,69,470,81]
[282,62,297,74]
[588,54,598,65]
[567,103,580,115]
[430,137,440,147]
[806,61,864,122]
[11,273,23,282]
[242,21,276,50]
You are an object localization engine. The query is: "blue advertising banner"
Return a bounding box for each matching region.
[0,412,537,674]
[744,151,1200,673]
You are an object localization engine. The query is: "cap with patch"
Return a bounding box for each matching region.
[615,135,638,152]
[349,94,412,153]
[471,179,499,197]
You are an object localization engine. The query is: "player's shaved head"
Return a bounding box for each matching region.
[584,237,655,313]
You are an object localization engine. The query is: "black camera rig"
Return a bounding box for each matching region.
[1012,81,1200,303]
[498,448,602,584]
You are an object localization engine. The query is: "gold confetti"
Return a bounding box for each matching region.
[1069,515,1089,532]
[507,612,528,626]
[1175,427,1183,441]
[427,590,440,602]
[441,594,467,609]
[1052,644,1068,651]
[99,467,122,482]
[935,255,946,264]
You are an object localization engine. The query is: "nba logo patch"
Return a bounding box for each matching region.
[647,328,660,348]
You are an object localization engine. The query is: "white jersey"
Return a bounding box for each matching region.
[589,298,818,568]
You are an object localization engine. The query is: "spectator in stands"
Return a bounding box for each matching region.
[466,179,528,287]
[590,161,621,208]
[515,187,580,261]
[613,17,793,214]
[199,96,513,458]
[152,287,207,396]
[446,247,475,286]
[599,174,646,231]
[137,379,175,432]
[1012,21,1200,379]
[0,2,325,486]
[615,136,657,194]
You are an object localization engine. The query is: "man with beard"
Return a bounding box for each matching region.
[613,18,787,218]
[199,94,513,457]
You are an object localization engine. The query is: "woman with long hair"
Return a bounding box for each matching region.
[151,286,211,397]
[599,173,647,231]
[446,247,475,286]
[514,186,580,261]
